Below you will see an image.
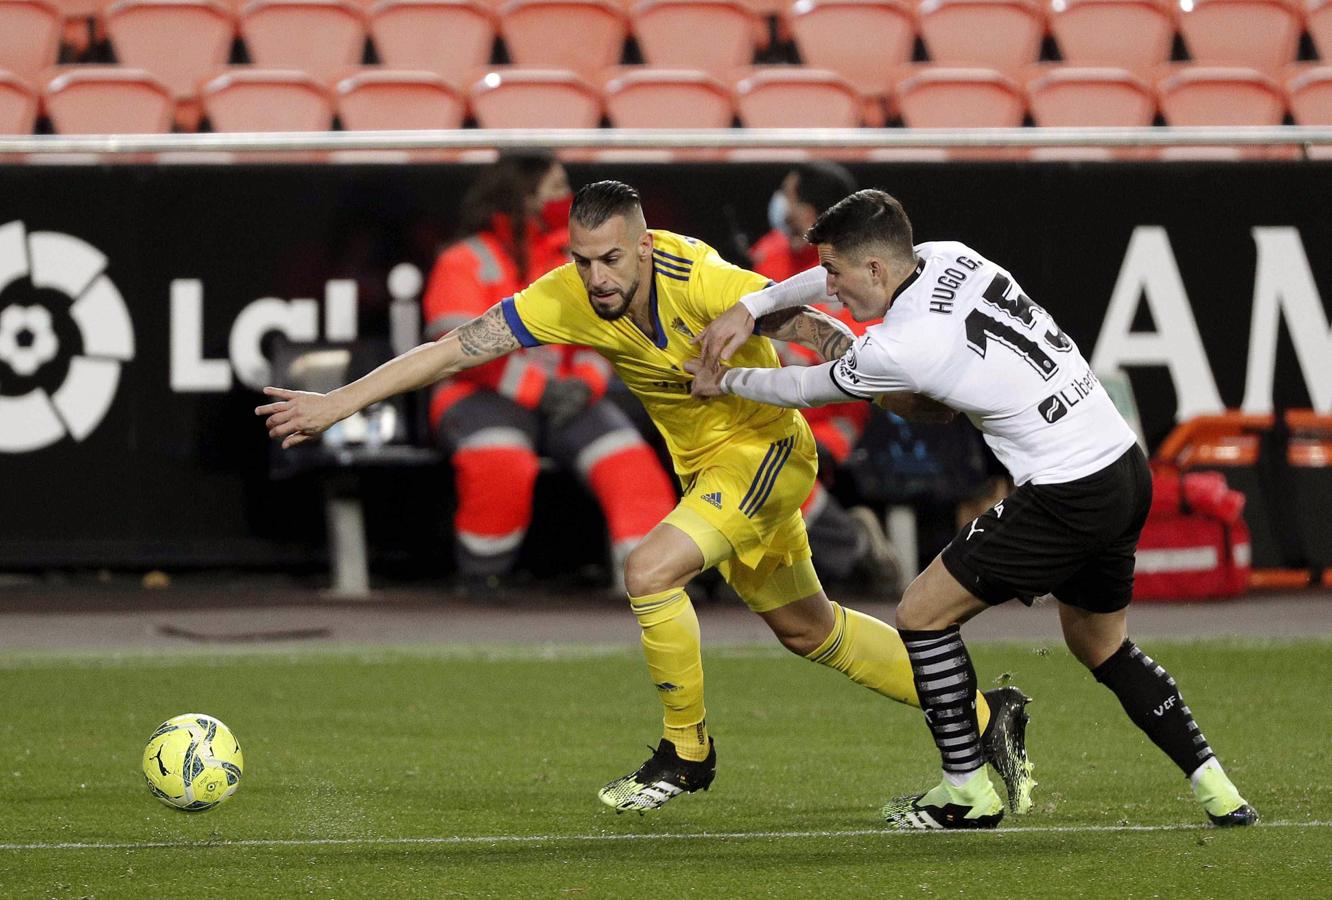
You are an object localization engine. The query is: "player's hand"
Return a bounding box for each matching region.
[683,357,726,398]
[874,392,958,424]
[255,386,344,448]
[692,301,754,367]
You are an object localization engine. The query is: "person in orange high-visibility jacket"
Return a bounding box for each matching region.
[752,162,901,591]
[422,151,676,590]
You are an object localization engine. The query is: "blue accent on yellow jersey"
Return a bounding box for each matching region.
[501,296,540,348]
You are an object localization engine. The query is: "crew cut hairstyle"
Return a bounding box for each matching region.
[571,180,642,229]
[805,189,914,261]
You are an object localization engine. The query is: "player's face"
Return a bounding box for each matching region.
[817,244,890,321]
[569,213,652,321]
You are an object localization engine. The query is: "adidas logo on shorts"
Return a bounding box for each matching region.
[701,491,723,509]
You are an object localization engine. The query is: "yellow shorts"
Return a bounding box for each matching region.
[663,423,823,613]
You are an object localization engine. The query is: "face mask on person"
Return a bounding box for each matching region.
[541,194,573,233]
[768,190,791,236]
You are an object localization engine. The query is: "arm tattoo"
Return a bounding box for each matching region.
[757,306,855,362]
[457,305,521,357]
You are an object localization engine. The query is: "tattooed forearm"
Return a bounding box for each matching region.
[758,306,855,362]
[457,305,522,357]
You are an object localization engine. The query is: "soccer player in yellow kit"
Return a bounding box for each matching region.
[257,181,1032,815]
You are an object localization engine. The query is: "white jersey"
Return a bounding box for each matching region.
[828,241,1136,485]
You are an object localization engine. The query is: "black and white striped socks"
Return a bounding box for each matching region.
[901,625,985,778]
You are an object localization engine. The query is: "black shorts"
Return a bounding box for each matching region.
[941,445,1152,613]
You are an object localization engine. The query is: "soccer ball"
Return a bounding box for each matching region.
[141,714,244,811]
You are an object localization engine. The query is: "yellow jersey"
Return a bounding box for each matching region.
[502,230,808,475]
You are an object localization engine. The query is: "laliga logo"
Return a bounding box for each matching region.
[0,221,134,454]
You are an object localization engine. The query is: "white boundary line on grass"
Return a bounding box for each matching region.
[2,820,1327,852]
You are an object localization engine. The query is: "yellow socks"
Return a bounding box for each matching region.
[629,587,710,762]
[805,603,991,734]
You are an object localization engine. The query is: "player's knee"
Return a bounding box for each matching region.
[622,546,682,597]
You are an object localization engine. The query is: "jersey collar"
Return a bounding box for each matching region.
[647,271,668,348]
[890,255,926,305]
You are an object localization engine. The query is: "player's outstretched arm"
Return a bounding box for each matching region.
[256,304,520,448]
[693,266,830,365]
[752,305,855,362]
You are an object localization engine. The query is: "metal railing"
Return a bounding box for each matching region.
[3,126,1332,157]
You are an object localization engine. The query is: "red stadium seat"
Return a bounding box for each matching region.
[1047,0,1175,74]
[632,0,759,76]
[734,66,862,126]
[1177,0,1302,73]
[919,0,1044,70]
[467,68,601,126]
[894,66,1025,126]
[201,67,334,129]
[498,0,626,77]
[369,0,496,85]
[1286,65,1332,125]
[1157,65,1285,125]
[603,68,734,127]
[105,0,235,130]
[0,70,39,134]
[788,0,915,97]
[0,0,63,83]
[1027,65,1155,125]
[335,69,464,128]
[1310,0,1332,63]
[43,67,174,132]
[240,0,366,81]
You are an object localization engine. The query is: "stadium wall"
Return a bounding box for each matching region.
[2,161,1329,566]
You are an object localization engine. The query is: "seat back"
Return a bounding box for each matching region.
[0,70,39,134]
[468,68,602,126]
[44,67,175,132]
[241,0,366,81]
[106,0,236,100]
[919,0,1044,70]
[201,67,334,129]
[603,68,733,126]
[734,67,862,126]
[0,0,63,83]
[336,69,465,128]
[1157,65,1285,125]
[789,0,915,95]
[895,66,1025,126]
[1048,0,1175,73]
[632,0,758,75]
[499,0,626,76]
[1179,0,1302,72]
[1027,66,1155,125]
[369,0,495,84]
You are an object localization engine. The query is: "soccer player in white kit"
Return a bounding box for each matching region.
[689,189,1257,831]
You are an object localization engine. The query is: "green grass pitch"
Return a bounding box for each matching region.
[2,637,1328,897]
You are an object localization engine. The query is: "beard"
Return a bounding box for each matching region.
[588,277,638,321]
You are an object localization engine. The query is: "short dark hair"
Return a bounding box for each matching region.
[571,180,642,229]
[791,161,857,215]
[805,189,914,261]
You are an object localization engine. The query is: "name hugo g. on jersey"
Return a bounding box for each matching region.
[832,241,1136,485]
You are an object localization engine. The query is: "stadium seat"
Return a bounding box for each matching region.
[894,66,1025,126]
[734,67,861,126]
[240,0,367,82]
[369,0,496,85]
[0,70,38,134]
[1286,65,1332,124]
[918,0,1044,70]
[43,67,174,132]
[105,0,236,130]
[603,68,734,127]
[1026,66,1155,125]
[201,67,334,130]
[1177,0,1302,73]
[499,0,627,77]
[0,0,63,84]
[467,68,601,126]
[335,69,464,128]
[788,0,915,97]
[1310,0,1332,62]
[1157,65,1285,125]
[632,0,759,76]
[1047,0,1175,73]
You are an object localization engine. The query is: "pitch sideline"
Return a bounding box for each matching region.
[2,820,1328,852]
